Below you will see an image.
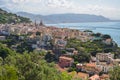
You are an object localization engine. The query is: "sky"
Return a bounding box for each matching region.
[0,0,120,20]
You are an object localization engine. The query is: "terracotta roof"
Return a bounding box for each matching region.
[76,72,89,79]
[100,74,109,79]
[89,74,100,80]
[85,63,96,68]
[59,56,73,61]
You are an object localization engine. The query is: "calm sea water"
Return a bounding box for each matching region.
[47,22,120,47]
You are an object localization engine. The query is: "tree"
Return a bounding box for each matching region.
[92,33,101,37]
[36,31,41,36]
[102,34,111,39]
[72,53,90,63]
[45,52,56,62]
[3,51,72,80]
[0,65,18,80]
[109,66,120,80]
[61,50,66,54]
[0,43,15,59]
[61,72,72,80]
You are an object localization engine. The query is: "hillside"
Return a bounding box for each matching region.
[0,8,31,24]
[17,12,111,23]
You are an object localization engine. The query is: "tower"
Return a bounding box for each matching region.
[34,20,37,26]
[39,20,45,26]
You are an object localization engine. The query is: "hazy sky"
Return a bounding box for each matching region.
[0,0,120,20]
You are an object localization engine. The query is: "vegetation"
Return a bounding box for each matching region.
[102,34,111,39]
[0,34,34,53]
[66,38,118,63]
[45,51,56,63]
[72,53,90,63]
[0,43,73,80]
[0,65,18,80]
[0,8,31,24]
[0,43,15,59]
[91,33,102,37]
[0,12,119,80]
[109,66,120,80]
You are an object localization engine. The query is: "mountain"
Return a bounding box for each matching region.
[17,12,42,22]
[0,8,31,24]
[0,7,11,12]
[16,12,112,23]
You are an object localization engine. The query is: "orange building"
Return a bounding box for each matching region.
[89,74,100,80]
[59,56,74,68]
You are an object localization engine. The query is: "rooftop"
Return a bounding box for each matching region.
[85,63,96,68]
[59,56,73,61]
[89,74,100,80]
[76,72,89,79]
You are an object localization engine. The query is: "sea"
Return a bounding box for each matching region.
[47,22,120,47]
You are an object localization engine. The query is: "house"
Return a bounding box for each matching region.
[76,63,83,70]
[73,50,78,55]
[100,74,110,80]
[1,30,10,35]
[54,39,67,58]
[102,64,113,73]
[91,56,97,62]
[59,56,74,68]
[96,63,113,73]
[82,63,102,74]
[0,36,6,41]
[56,39,67,48]
[96,53,114,62]
[89,74,100,80]
[32,44,38,49]
[103,38,112,45]
[63,48,78,56]
[113,59,120,65]
[76,72,89,80]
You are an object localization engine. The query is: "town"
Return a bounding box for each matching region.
[0,21,120,80]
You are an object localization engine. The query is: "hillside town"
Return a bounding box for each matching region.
[0,21,120,80]
[0,21,93,50]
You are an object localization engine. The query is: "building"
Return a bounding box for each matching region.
[82,63,102,74]
[100,74,110,80]
[76,63,83,70]
[32,44,38,49]
[96,64,113,73]
[59,56,74,68]
[63,48,78,56]
[76,72,89,80]
[54,39,67,58]
[96,53,114,62]
[0,36,6,41]
[113,59,120,65]
[89,74,100,80]
[103,38,112,45]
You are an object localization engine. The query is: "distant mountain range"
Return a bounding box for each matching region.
[0,7,119,24]
[16,12,119,24]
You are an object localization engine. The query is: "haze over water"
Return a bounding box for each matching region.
[47,22,120,47]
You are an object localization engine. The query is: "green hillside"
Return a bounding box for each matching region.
[0,8,31,24]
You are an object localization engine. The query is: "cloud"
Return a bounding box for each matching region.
[12,0,25,3]
[0,0,120,19]
[45,0,73,8]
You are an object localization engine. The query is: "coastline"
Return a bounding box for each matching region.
[47,22,120,47]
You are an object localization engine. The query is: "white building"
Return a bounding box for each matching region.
[0,36,6,41]
[96,53,114,62]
